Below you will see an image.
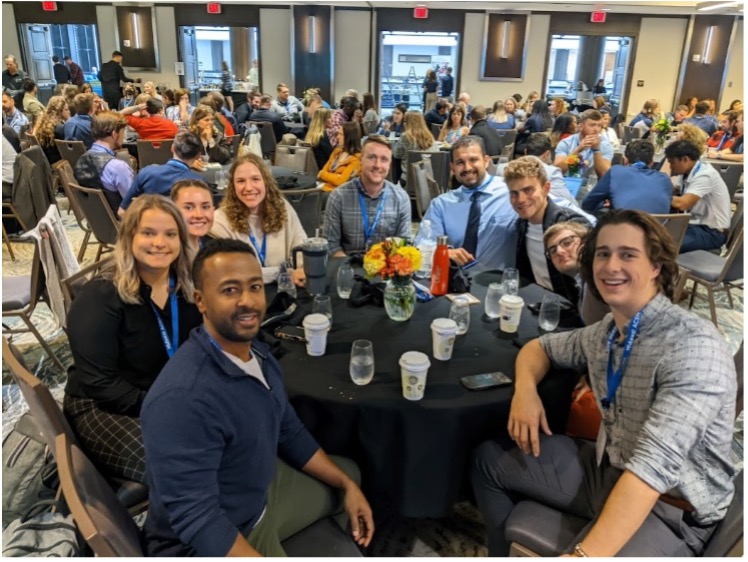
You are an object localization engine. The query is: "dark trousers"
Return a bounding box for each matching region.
[681,224,727,253]
[471,435,715,557]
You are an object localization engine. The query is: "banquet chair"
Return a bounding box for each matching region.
[652,213,691,254]
[25,132,40,147]
[54,139,86,169]
[282,187,322,237]
[55,435,144,557]
[61,255,113,318]
[2,239,65,371]
[406,150,449,194]
[501,142,515,160]
[3,222,16,260]
[275,145,316,175]
[225,134,242,159]
[68,183,119,261]
[411,161,434,219]
[136,139,173,169]
[364,120,380,136]
[712,162,743,202]
[54,160,97,262]
[497,130,518,152]
[621,126,643,144]
[249,121,278,161]
[430,123,442,140]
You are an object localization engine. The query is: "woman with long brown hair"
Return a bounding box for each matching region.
[318,121,362,192]
[33,95,69,164]
[210,153,307,286]
[438,104,469,144]
[189,105,231,165]
[393,110,436,183]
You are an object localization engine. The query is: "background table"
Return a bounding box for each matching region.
[199,164,317,190]
[278,262,581,518]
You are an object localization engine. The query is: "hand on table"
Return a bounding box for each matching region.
[448,248,474,266]
[292,267,306,287]
[507,386,552,457]
[343,482,375,547]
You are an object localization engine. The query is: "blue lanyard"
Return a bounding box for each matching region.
[148,276,179,358]
[249,230,267,266]
[716,132,731,151]
[357,180,388,245]
[681,161,702,196]
[602,310,643,410]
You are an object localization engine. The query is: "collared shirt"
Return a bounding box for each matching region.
[63,113,94,148]
[555,133,614,178]
[120,159,202,210]
[2,135,16,182]
[2,69,26,95]
[539,294,736,525]
[270,95,304,116]
[324,179,412,255]
[685,115,717,137]
[124,114,179,141]
[89,142,134,198]
[4,108,29,135]
[675,162,731,230]
[581,164,673,215]
[414,174,518,270]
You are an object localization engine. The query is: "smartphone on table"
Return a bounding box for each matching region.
[460,372,513,390]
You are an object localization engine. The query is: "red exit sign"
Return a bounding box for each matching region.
[414,5,428,19]
[590,11,607,23]
[207,3,222,14]
[41,1,58,11]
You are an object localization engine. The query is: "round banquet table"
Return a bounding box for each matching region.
[277,260,581,518]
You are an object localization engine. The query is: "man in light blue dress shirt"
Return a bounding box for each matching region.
[554,109,613,179]
[414,136,518,270]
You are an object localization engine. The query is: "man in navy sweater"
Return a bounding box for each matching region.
[141,239,373,557]
[581,140,673,215]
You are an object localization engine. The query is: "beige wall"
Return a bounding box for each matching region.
[2,3,22,70]
[334,8,371,104]
[628,17,688,119]
[260,7,292,95]
[459,13,550,108]
[722,19,744,112]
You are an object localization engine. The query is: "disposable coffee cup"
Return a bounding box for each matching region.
[302,313,331,356]
[431,318,458,361]
[399,351,431,401]
[499,295,524,333]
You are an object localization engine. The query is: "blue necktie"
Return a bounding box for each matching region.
[463,190,481,256]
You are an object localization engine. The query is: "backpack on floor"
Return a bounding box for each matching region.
[2,500,83,557]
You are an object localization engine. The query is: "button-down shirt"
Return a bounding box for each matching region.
[674,162,731,230]
[89,142,134,198]
[2,69,26,97]
[685,115,717,137]
[63,113,94,148]
[120,159,202,210]
[539,294,736,524]
[3,108,29,135]
[324,179,412,256]
[555,133,614,178]
[414,174,518,270]
[581,163,673,215]
[271,96,304,116]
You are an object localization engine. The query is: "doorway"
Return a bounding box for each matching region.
[546,34,633,119]
[378,31,459,117]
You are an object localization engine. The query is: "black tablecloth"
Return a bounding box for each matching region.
[285,122,308,138]
[277,261,581,518]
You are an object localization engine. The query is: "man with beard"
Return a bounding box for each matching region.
[141,238,374,556]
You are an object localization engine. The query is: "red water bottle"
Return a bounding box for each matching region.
[430,235,450,297]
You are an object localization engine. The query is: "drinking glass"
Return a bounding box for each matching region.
[313,295,333,322]
[502,268,519,296]
[449,295,471,335]
[539,294,561,332]
[349,340,375,386]
[336,263,355,300]
[216,169,229,190]
[277,271,297,299]
[484,282,504,320]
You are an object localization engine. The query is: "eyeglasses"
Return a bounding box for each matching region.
[545,235,579,259]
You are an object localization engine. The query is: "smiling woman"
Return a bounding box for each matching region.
[171,179,216,253]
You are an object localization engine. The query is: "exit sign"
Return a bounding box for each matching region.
[414,5,428,19]
[207,3,222,14]
[41,1,58,11]
[590,11,607,23]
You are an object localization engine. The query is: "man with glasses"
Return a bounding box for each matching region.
[505,156,591,304]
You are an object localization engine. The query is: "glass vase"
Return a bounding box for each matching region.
[384,278,416,322]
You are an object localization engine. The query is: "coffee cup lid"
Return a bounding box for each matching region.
[399,351,430,371]
[302,313,330,330]
[500,295,524,306]
[431,317,457,334]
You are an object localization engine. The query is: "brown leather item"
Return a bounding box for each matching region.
[660,494,695,512]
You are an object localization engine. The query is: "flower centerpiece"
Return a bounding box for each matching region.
[565,154,582,177]
[363,238,422,321]
[653,117,671,153]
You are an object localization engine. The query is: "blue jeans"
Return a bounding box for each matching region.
[681,224,727,253]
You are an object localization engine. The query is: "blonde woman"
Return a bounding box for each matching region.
[210,153,307,286]
[305,107,334,170]
[189,105,231,165]
[393,111,436,183]
[64,195,202,483]
[488,100,515,130]
[318,122,362,192]
[439,104,469,143]
[143,81,162,101]
[550,97,567,118]
[33,95,69,164]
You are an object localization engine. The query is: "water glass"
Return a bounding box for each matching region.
[336,263,355,300]
[502,268,519,296]
[349,340,375,386]
[277,271,297,299]
[484,282,504,320]
[448,295,471,335]
[313,295,333,322]
[216,169,229,190]
[539,294,561,332]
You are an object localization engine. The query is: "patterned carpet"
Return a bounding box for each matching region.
[2,195,743,556]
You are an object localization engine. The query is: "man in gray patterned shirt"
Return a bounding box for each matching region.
[472,210,737,557]
[324,136,412,257]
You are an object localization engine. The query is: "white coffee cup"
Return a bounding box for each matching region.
[302,313,331,356]
[499,295,525,333]
[399,351,431,401]
[431,318,458,361]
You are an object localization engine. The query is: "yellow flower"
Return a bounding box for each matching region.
[363,252,386,277]
[396,246,422,272]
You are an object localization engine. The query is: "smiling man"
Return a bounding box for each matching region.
[554,109,613,179]
[141,238,374,556]
[472,210,737,557]
[414,136,518,270]
[505,156,591,302]
[324,135,411,257]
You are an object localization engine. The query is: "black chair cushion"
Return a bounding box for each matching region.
[504,500,588,557]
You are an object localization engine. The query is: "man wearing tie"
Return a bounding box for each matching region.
[414,136,518,270]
